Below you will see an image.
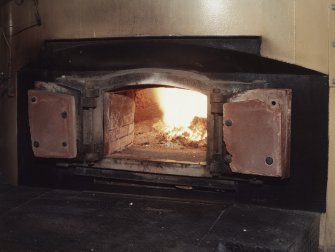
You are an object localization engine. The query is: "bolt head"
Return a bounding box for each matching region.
[33,141,39,148]
[61,111,67,119]
[224,154,232,163]
[225,119,233,127]
[265,157,273,165]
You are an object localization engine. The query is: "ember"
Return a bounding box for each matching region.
[153,116,207,148]
[154,88,207,147]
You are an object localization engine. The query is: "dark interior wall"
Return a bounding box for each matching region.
[0,4,4,177]
[0,3,10,180]
[0,2,19,184]
[0,5,6,73]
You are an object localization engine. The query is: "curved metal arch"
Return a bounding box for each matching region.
[56,68,260,96]
[56,68,213,94]
[97,69,213,95]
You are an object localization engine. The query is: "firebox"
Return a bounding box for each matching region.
[103,87,208,170]
[18,37,328,212]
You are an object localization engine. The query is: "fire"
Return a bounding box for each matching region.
[154,88,207,145]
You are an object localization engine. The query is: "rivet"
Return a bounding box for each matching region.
[62,142,67,147]
[33,141,39,148]
[265,157,273,165]
[224,154,232,163]
[31,97,37,103]
[61,111,67,119]
[225,119,233,127]
[271,101,276,106]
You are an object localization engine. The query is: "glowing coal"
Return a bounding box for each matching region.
[153,88,207,147]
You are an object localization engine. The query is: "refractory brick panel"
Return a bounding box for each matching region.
[223,89,291,178]
[104,92,135,155]
[28,90,77,158]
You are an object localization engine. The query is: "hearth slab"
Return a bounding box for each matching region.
[110,145,206,163]
[0,178,319,251]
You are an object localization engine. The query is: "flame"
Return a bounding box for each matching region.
[154,88,207,144]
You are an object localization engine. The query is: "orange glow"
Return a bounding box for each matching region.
[154,88,207,143]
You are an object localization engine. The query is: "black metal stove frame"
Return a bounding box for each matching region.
[17,36,328,212]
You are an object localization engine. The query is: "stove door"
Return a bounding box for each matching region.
[28,89,77,158]
[223,89,291,178]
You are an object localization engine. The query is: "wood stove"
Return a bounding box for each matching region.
[17,37,328,212]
